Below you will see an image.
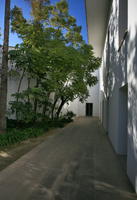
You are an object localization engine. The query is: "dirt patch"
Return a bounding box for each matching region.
[0,128,60,171]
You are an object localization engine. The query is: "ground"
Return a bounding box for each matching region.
[0,128,61,171]
[0,117,136,200]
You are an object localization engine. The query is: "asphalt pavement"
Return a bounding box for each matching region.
[0,117,136,200]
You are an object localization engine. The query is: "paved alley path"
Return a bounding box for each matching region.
[0,118,136,200]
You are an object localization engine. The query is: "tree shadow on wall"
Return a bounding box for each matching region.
[127,27,137,189]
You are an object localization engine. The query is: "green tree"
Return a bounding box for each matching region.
[9,0,101,121]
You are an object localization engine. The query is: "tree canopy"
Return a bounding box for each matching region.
[9,0,101,121]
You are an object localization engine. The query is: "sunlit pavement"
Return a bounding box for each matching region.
[0,117,136,200]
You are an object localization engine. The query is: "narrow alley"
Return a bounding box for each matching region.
[0,118,136,200]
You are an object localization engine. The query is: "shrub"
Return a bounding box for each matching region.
[1,117,72,147]
[47,120,65,128]
[7,119,32,129]
[0,128,44,147]
[2,113,74,148]
[9,101,38,123]
[61,111,76,122]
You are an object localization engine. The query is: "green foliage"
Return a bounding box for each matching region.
[0,0,101,147]
[9,100,37,123]
[8,0,101,122]
[0,115,74,147]
[0,128,44,147]
[61,111,76,122]
[64,111,76,119]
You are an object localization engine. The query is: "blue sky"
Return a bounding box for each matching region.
[0,0,88,46]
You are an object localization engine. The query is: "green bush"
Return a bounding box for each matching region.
[0,117,72,147]
[0,128,44,147]
[61,111,76,123]
[7,119,32,129]
[9,101,37,123]
[1,115,74,148]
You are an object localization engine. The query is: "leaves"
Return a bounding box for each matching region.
[9,0,101,121]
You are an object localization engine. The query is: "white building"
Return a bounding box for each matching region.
[86,0,137,193]
[67,76,99,117]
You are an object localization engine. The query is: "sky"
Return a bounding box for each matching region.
[0,0,88,46]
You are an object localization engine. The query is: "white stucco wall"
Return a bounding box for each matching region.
[100,0,137,192]
[0,47,29,113]
[127,0,137,193]
[100,0,127,152]
[86,0,137,193]
[66,71,99,117]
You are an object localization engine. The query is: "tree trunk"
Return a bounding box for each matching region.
[27,77,31,104]
[16,69,25,121]
[56,98,66,119]
[42,92,50,117]
[0,0,11,133]
[17,69,25,94]
[34,79,39,114]
[51,97,58,119]
[42,102,47,117]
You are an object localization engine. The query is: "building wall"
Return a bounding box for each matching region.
[0,47,29,116]
[66,70,99,117]
[127,0,137,193]
[100,0,128,153]
[100,0,137,192]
